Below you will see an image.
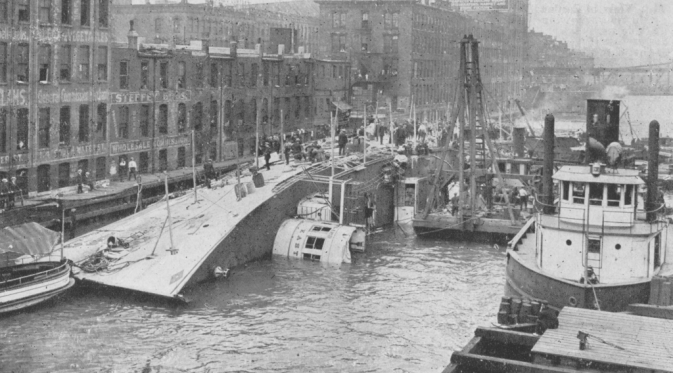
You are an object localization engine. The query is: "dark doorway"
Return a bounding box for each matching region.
[96,157,106,180]
[37,165,51,192]
[58,162,70,188]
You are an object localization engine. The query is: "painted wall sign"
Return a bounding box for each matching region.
[0,25,109,43]
[35,143,108,163]
[37,88,109,105]
[109,90,192,105]
[0,153,29,166]
[110,134,191,155]
[0,88,27,106]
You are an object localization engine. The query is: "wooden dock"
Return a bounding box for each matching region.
[533,307,673,372]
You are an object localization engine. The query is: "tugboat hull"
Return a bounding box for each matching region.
[505,252,650,312]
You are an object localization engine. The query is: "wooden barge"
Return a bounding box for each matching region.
[445,306,673,373]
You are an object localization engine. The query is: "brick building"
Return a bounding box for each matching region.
[315,0,528,121]
[313,58,351,131]
[111,0,321,52]
[108,32,316,174]
[0,0,111,195]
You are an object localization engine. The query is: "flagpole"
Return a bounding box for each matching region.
[329,110,335,204]
[280,109,284,163]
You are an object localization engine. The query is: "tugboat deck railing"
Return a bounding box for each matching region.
[0,262,69,291]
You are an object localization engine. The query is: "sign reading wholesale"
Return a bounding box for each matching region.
[452,0,508,11]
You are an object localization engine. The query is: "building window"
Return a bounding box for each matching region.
[97,46,107,81]
[140,104,150,137]
[160,61,168,89]
[158,104,168,134]
[98,0,107,27]
[0,0,7,23]
[250,63,258,87]
[38,45,50,83]
[0,110,6,153]
[361,35,368,52]
[61,0,70,24]
[79,105,89,142]
[177,103,186,133]
[263,62,269,86]
[16,108,28,150]
[177,147,186,168]
[177,61,186,88]
[361,11,369,29]
[193,102,203,131]
[210,62,218,87]
[140,60,149,89]
[59,107,70,145]
[80,0,89,26]
[193,62,203,88]
[38,108,50,148]
[237,63,245,87]
[0,43,6,83]
[384,35,399,54]
[39,0,50,23]
[305,96,310,118]
[210,100,217,129]
[332,11,345,28]
[119,60,128,89]
[18,0,29,22]
[331,34,346,53]
[118,106,128,138]
[78,46,89,81]
[60,45,71,81]
[16,44,29,83]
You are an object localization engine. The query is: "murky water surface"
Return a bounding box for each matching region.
[0,227,505,372]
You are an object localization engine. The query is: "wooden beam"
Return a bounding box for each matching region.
[474,327,539,347]
[450,351,582,373]
[627,303,673,320]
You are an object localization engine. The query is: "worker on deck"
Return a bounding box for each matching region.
[394,147,408,170]
[450,193,459,216]
[580,267,599,285]
[107,236,129,249]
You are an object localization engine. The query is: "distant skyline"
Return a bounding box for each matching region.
[528,0,673,67]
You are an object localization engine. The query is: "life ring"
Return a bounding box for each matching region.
[568,296,578,307]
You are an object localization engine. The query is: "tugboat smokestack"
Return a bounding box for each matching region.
[646,120,660,222]
[542,114,555,214]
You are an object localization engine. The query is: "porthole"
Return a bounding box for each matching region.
[615,244,621,250]
[566,240,572,246]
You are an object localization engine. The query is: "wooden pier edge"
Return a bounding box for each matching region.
[627,303,673,319]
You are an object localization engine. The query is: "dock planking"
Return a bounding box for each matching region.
[532,307,673,372]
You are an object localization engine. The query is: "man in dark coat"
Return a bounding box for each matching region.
[338,130,348,156]
[76,169,84,194]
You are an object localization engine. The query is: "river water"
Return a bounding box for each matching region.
[0,226,505,373]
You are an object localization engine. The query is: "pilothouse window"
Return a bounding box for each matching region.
[562,181,569,201]
[305,236,325,251]
[572,183,585,204]
[311,226,332,232]
[589,183,604,206]
[624,184,633,206]
[606,184,620,207]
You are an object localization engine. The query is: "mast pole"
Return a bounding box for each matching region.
[363,104,367,165]
[165,171,175,254]
[61,204,65,261]
[192,129,197,203]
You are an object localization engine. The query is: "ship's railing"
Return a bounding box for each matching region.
[0,262,69,290]
[507,216,536,251]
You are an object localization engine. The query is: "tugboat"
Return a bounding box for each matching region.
[505,100,671,312]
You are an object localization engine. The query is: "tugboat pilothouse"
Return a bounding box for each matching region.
[506,101,670,312]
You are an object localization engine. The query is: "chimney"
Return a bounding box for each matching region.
[646,120,660,222]
[542,114,555,214]
[128,20,139,50]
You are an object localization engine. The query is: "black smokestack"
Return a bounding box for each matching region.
[646,120,660,222]
[513,127,525,158]
[543,114,555,214]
